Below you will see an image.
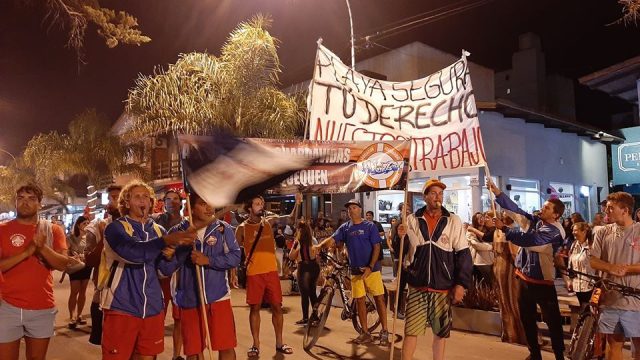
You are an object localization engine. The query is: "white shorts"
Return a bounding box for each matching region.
[0,301,57,343]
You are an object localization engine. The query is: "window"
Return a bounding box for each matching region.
[440,176,472,223]
[549,182,575,219]
[508,178,541,214]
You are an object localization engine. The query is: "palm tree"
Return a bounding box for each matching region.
[22,109,147,201]
[125,15,305,140]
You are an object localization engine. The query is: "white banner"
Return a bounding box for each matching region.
[308,44,487,172]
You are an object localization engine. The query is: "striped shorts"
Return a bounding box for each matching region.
[404,286,452,338]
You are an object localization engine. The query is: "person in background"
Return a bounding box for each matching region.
[635,208,640,222]
[564,222,594,307]
[592,212,606,228]
[85,185,121,345]
[288,219,320,326]
[152,190,186,360]
[66,215,93,329]
[466,212,494,285]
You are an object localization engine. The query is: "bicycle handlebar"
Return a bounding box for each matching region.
[562,269,640,298]
[319,251,347,270]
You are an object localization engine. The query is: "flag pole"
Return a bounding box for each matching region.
[390,141,410,360]
[178,135,214,360]
[185,196,215,360]
[484,164,497,215]
[304,38,323,141]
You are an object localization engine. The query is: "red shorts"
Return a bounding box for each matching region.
[160,277,180,320]
[246,271,282,305]
[181,299,237,354]
[102,310,164,359]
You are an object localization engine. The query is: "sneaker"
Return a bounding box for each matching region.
[68,321,77,330]
[309,312,320,327]
[397,312,405,320]
[295,318,308,325]
[353,332,373,344]
[76,317,87,325]
[379,329,390,346]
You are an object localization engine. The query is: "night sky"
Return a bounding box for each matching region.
[1,0,639,164]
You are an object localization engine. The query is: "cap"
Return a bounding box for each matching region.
[284,226,293,236]
[344,199,362,208]
[422,178,447,194]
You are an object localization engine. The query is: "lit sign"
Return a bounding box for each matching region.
[612,127,640,185]
[618,142,640,172]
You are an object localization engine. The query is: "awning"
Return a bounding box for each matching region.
[477,99,625,144]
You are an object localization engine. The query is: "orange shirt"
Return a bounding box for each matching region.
[243,221,278,276]
[423,211,441,239]
[0,220,67,309]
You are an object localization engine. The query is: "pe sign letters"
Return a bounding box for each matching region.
[308,44,487,172]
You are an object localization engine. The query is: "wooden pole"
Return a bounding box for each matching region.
[184,196,215,360]
[484,165,497,215]
[389,175,410,360]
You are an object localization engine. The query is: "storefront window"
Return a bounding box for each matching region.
[441,176,472,223]
[508,178,541,214]
[549,182,575,219]
[376,190,404,227]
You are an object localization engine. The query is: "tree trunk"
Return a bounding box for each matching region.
[493,230,527,344]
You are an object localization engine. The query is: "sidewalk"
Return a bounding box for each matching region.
[42,270,564,360]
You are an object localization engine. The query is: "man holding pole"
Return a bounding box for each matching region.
[100,180,196,360]
[315,198,390,346]
[487,179,566,360]
[163,192,241,360]
[235,193,301,357]
[401,179,472,360]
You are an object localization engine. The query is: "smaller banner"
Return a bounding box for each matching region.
[257,139,410,195]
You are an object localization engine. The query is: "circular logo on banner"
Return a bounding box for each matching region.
[10,234,26,247]
[356,143,405,189]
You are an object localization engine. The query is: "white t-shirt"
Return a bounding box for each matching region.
[591,222,640,310]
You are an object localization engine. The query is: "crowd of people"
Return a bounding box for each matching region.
[0,178,639,360]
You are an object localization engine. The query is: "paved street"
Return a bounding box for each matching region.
[31,270,568,360]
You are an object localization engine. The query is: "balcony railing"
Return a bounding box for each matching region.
[154,159,181,180]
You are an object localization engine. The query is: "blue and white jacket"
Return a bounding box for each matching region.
[100,216,168,318]
[496,193,565,285]
[405,206,472,291]
[162,219,241,308]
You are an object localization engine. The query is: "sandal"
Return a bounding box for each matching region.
[247,346,260,357]
[275,344,294,355]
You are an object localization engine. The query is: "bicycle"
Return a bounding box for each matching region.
[303,251,382,350]
[565,269,640,360]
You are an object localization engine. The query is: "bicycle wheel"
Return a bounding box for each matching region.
[351,293,382,334]
[303,286,334,350]
[569,311,596,360]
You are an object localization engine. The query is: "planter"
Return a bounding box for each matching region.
[452,307,502,336]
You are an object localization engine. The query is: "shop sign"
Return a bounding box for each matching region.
[612,127,640,185]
